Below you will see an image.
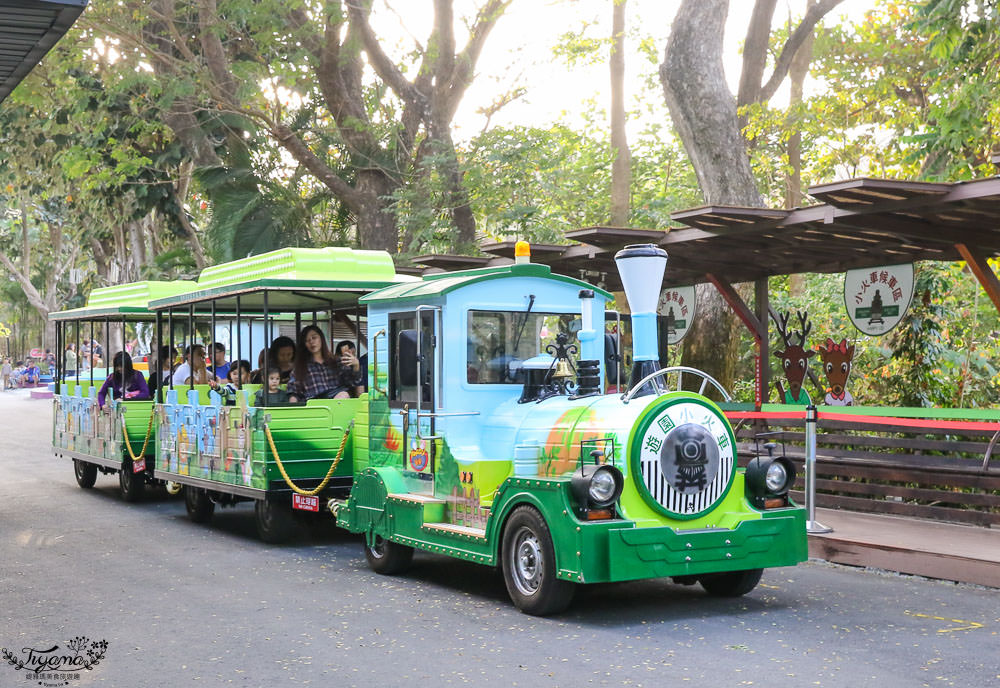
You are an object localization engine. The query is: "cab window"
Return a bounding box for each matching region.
[467,310,579,384]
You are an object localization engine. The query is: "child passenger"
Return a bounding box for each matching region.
[98,352,150,407]
[254,369,291,407]
[209,359,252,405]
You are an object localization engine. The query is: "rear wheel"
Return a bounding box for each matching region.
[364,535,414,575]
[254,499,296,544]
[501,506,575,616]
[118,458,145,502]
[73,459,97,489]
[699,568,763,597]
[184,486,215,523]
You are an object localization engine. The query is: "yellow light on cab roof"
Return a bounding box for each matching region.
[514,240,531,264]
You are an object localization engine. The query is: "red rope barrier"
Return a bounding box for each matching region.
[726,410,1000,433]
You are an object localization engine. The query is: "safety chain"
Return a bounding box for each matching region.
[264,420,353,496]
[122,410,155,463]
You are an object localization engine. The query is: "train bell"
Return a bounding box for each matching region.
[551,358,574,380]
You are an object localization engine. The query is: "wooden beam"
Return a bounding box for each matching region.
[755,278,769,408]
[955,243,1000,315]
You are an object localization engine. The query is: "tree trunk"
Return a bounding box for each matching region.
[785,13,816,298]
[609,0,631,226]
[660,0,763,207]
[660,0,760,388]
[355,170,399,252]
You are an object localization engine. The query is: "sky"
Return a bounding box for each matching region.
[373,0,876,141]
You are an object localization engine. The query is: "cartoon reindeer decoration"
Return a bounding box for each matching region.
[816,338,855,406]
[774,310,814,405]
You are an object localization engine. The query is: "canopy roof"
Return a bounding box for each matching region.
[415,175,1000,291]
[361,262,613,306]
[0,0,86,105]
[150,247,414,312]
[50,280,196,321]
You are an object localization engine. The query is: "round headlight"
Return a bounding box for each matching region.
[765,461,788,492]
[589,467,618,504]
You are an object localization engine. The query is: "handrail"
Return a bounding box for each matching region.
[621,366,731,404]
[983,429,1000,471]
[371,328,386,395]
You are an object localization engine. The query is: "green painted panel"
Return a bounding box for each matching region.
[196,247,396,290]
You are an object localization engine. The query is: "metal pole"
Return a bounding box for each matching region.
[89,320,94,386]
[168,308,175,390]
[805,404,832,534]
[155,310,163,403]
[188,304,195,391]
[235,295,242,391]
[262,291,269,405]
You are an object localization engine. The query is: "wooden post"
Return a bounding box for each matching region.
[705,273,764,408]
[956,243,1000,315]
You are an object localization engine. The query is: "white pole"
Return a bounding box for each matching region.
[805,404,832,534]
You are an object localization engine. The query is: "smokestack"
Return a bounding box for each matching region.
[614,244,667,395]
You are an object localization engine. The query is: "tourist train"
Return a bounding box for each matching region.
[51,243,806,615]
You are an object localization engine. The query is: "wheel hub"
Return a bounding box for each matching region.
[513,529,542,595]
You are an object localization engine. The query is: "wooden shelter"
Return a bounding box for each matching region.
[415,175,1000,405]
[0,0,86,105]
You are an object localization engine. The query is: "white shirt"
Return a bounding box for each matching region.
[171,362,192,386]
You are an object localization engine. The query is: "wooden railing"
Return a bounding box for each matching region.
[722,405,1000,528]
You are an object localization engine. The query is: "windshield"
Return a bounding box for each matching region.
[467,310,580,384]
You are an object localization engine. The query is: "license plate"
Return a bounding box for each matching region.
[292,494,319,512]
[133,458,146,473]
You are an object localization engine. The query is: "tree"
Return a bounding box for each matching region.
[658,0,843,391]
[609,0,631,226]
[85,0,510,254]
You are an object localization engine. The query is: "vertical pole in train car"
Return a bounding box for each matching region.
[188,304,195,391]
[211,299,217,381]
[805,404,832,534]
[89,320,94,386]
[56,321,62,394]
[74,321,80,385]
[235,296,242,391]
[312,310,317,325]
[121,312,126,371]
[155,310,163,403]
[354,303,361,361]
[168,308,175,390]
[104,318,111,399]
[295,311,301,337]
[262,291,269,405]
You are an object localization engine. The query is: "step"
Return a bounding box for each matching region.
[423,522,487,539]
[30,390,54,400]
[387,492,446,504]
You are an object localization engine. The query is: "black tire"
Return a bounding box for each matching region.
[501,506,575,616]
[73,459,97,489]
[364,534,414,575]
[254,499,296,544]
[184,486,215,523]
[118,458,145,502]
[699,568,764,597]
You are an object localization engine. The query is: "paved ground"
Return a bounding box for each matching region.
[1,388,997,687]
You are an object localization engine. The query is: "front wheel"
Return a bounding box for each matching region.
[184,486,215,523]
[365,535,414,575]
[118,458,145,502]
[501,506,575,616]
[254,499,296,544]
[699,568,763,597]
[73,459,97,489]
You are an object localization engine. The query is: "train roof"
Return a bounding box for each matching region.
[360,262,613,306]
[149,247,416,312]
[49,280,196,321]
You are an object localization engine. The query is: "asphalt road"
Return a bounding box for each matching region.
[1,388,997,687]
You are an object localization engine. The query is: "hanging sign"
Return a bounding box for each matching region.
[844,263,914,336]
[658,286,696,345]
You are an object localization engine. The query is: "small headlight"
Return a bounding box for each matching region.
[765,461,788,492]
[589,467,618,503]
[571,463,623,511]
[744,455,795,509]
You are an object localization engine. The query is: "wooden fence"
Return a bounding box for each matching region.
[723,406,1000,528]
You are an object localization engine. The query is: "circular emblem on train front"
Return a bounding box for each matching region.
[631,397,735,519]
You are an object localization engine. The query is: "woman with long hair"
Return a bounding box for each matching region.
[97,352,150,407]
[286,325,347,402]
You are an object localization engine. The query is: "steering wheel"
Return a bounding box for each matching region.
[622,366,731,404]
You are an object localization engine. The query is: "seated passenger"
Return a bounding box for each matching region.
[24,360,40,386]
[334,340,366,397]
[172,344,211,385]
[98,352,150,407]
[250,336,295,384]
[254,368,291,406]
[210,359,252,405]
[287,325,347,402]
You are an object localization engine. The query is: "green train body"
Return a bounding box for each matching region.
[52,246,807,613]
